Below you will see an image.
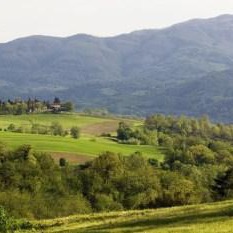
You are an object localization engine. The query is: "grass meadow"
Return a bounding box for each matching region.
[19,200,233,233]
[0,113,163,163]
[0,132,163,160]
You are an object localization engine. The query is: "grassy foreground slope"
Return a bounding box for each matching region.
[21,200,233,233]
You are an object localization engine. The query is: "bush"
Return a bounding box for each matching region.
[158,133,173,147]
[117,122,132,141]
[160,172,201,206]
[101,133,111,137]
[7,123,16,132]
[148,158,159,167]
[14,126,24,133]
[0,206,8,233]
[127,138,141,145]
[31,123,50,135]
[0,206,17,233]
[18,220,33,230]
[50,122,64,136]
[70,126,80,139]
[94,194,123,211]
[59,158,67,167]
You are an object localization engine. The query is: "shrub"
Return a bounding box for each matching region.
[101,133,111,137]
[70,126,80,139]
[59,158,67,167]
[7,123,16,132]
[94,194,123,211]
[0,206,8,233]
[50,122,64,136]
[117,122,133,141]
[127,138,141,145]
[14,126,24,133]
[0,206,17,233]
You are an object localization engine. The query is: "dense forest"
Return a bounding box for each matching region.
[1,113,233,230]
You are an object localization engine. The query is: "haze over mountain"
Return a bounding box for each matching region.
[1,14,233,122]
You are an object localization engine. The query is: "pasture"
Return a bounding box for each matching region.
[19,200,233,233]
[0,113,142,135]
[0,113,163,163]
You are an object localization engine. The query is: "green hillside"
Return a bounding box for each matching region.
[0,132,162,161]
[0,113,163,163]
[19,200,233,233]
[0,113,124,133]
[0,113,141,135]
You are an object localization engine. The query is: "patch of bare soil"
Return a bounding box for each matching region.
[81,121,119,136]
[51,152,93,165]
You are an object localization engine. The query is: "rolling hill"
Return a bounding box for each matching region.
[1,15,233,121]
[0,113,163,164]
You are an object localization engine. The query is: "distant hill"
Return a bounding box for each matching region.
[1,14,233,122]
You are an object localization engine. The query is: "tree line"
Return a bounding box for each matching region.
[0,97,74,115]
[0,146,208,222]
[4,121,80,139]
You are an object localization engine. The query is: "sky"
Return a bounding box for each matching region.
[0,0,233,43]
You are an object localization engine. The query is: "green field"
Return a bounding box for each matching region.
[0,113,107,128]
[0,132,162,160]
[19,200,233,233]
[0,114,115,135]
[0,114,163,163]
[0,113,141,135]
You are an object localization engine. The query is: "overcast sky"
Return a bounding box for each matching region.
[0,0,233,43]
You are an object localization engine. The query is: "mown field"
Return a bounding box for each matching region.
[0,113,134,135]
[19,200,233,233]
[0,113,163,163]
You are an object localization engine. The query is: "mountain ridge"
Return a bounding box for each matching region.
[3,14,233,44]
[1,14,233,122]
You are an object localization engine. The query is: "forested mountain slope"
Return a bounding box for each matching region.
[1,15,233,121]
